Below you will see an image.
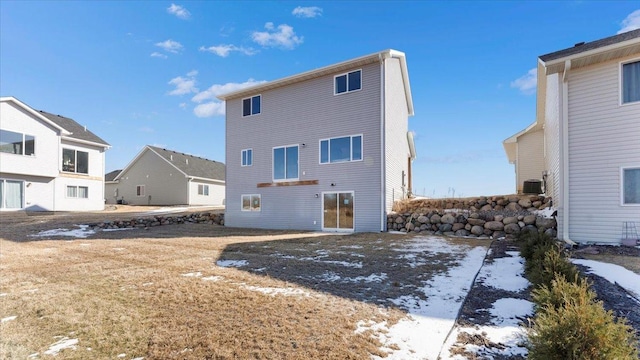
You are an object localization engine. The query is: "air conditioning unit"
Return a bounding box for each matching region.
[523,179,542,194]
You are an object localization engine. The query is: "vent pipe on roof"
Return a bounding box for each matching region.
[186,159,188,165]
[574,42,585,47]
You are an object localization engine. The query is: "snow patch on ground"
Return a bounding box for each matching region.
[42,337,78,356]
[202,276,223,282]
[571,258,640,301]
[534,207,555,219]
[242,285,310,297]
[102,227,136,232]
[368,237,488,360]
[1,315,17,323]
[216,260,248,267]
[476,252,529,292]
[181,272,202,277]
[30,225,95,238]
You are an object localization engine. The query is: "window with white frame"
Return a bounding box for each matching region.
[335,70,362,95]
[241,148,253,166]
[242,95,261,116]
[0,130,35,156]
[62,148,89,174]
[241,194,261,211]
[320,135,362,164]
[273,145,298,181]
[66,185,88,198]
[622,167,640,205]
[198,184,209,196]
[136,185,145,197]
[622,60,640,104]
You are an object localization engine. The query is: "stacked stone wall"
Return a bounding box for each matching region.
[87,212,224,230]
[389,195,556,239]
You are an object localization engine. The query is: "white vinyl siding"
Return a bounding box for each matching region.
[516,130,545,193]
[566,55,640,244]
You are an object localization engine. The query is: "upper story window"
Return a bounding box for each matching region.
[198,184,209,196]
[0,129,35,156]
[622,167,640,205]
[242,95,261,116]
[335,70,362,95]
[241,148,253,166]
[62,148,88,174]
[622,60,640,104]
[320,135,362,164]
[273,145,298,181]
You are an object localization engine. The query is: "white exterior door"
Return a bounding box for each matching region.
[0,179,24,209]
[322,191,354,231]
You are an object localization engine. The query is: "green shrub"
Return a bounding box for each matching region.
[525,245,580,288]
[531,275,593,314]
[528,277,639,360]
[518,231,556,262]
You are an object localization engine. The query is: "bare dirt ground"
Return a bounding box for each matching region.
[0,207,487,359]
[2,207,638,359]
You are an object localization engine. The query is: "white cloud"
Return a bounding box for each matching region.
[252,22,303,49]
[167,3,191,20]
[155,39,183,53]
[167,71,198,95]
[618,9,640,34]
[139,126,154,133]
[292,6,323,18]
[194,102,226,118]
[179,102,187,109]
[199,44,257,57]
[191,79,267,118]
[150,52,168,59]
[191,79,267,103]
[510,68,537,95]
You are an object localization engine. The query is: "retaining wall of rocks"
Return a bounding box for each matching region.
[88,212,224,230]
[388,195,557,239]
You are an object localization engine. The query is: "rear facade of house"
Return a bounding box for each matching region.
[541,30,640,244]
[219,50,415,232]
[1,97,109,211]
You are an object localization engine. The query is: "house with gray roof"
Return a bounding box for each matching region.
[217,49,415,232]
[503,29,640,245]
[0,96,110,211]
[105,145,225,206]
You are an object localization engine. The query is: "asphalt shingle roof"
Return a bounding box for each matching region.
[539,29,640,62]
[147,145,225,181]
[38,110,110,146]
[105,169,122,182]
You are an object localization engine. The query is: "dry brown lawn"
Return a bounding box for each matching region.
[2,208,485,359]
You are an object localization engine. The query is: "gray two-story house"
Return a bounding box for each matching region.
[218,49,415,232]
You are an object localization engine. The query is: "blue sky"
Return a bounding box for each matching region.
[1,1,638,198]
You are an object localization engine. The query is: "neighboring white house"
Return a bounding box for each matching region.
[0,96,110,211]
[105,145,225,206]
[217,49,416,232]
[504,29,640,244]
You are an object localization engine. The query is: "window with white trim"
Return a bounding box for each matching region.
[241,149,253,166]
[334,70,361,95]
[242,194,261,211]
[622,60,640,104]
[0,129,35,156]
[320,135,362,164]
[198,184,209,196]
[66,185,88,198]
[273,145,298,181]
[62,148,89,174]
[136,185,145,197]
[242,95,261,116]
[622,167,640,205]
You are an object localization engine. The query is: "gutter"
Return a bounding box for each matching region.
[380,53,386,232]
[560,60,577,246]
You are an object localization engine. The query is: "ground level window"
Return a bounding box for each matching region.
[198,184,209,196]
[136,185,145,197]
[66,185,88,198]
[622,167,640,205]
[242,194,261,211]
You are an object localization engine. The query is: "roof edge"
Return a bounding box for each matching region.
[1,96,72,135]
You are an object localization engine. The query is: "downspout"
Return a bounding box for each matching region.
[380,53,386,232]
[561,60,576,245]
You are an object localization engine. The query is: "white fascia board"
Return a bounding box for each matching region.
[189,176,225,185]
[541,37,640,74]
[1,96,72,135]
[60,136,111,150]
